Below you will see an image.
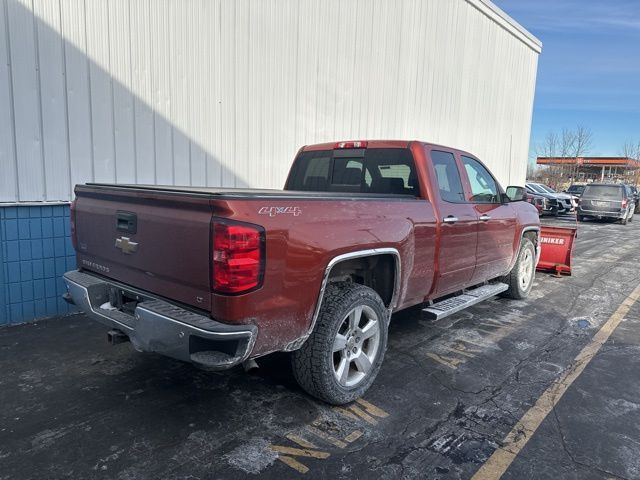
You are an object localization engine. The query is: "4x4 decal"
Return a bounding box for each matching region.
[258,206,302,217]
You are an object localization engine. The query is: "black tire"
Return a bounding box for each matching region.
[501,238,536,300]
[621,214,628,225]
[629,210,633,222]
[577,214,584,222]
[291,282,388,405]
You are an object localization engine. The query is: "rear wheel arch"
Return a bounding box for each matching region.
[285,249,400,352]
[325,251,400,308]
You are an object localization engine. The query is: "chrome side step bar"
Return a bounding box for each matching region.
[422,283,509,320]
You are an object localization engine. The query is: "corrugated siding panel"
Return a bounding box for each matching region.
[33,0,70,201]
[129,0,154,184]
[85,0,115,183]
[0,0,539,202]
[7,0,45,201]
[0,0,18,202]
[109,0,136,184]
[60,0,93,192]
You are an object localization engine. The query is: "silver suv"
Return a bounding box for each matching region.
[577,184,635,225]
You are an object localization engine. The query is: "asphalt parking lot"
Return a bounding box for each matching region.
[2,214,640,480]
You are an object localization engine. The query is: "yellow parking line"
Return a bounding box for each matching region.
[285,434,317,449]
[306,425,347,449]
[356,398,390,418]
[348,405,377,425]
[472,283,640,480]
[270,445,330,459]
[426,352,464,369]
[277,455,309,474]
[344,430,363,443]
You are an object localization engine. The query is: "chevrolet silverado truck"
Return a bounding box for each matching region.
[63,140,540,404]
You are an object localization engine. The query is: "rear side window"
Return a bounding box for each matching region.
[431,151,465,203]
[286,149,419,196]
[583,185,623,199]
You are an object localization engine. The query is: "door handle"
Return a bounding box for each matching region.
[443,216,459,224]
[479,214,491,222]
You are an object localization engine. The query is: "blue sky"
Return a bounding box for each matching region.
[492,0,640,158]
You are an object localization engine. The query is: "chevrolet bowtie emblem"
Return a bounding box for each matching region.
[115,236,138,255]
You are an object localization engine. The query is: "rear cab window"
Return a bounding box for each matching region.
[286,148,420,196]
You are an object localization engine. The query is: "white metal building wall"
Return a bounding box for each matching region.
[0,0,541,203]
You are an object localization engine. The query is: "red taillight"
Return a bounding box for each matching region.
[622,199,628,208]
[334,140,368,149]
[212,222,264,294]
[70,199,77,251]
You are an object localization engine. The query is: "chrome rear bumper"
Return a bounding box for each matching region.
[63,270,257,370]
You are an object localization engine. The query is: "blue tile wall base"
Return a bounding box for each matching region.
[1,204,78,325]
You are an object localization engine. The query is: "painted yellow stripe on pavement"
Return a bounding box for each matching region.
[472,283,640,480]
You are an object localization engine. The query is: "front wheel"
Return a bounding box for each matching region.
[291,283,388,405]
[501,237,536,300]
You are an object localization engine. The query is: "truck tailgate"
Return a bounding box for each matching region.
[74,186,213,310]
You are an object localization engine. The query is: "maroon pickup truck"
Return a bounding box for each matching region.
[64,140,540,404]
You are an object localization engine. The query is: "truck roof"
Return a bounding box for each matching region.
[301,140,477,158]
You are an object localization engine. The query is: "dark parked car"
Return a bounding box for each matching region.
[564,184,586,197]
[577,184,635,225]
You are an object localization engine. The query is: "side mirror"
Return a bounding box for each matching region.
[505,186,527,202]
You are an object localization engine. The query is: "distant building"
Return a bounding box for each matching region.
[537,157,640,183]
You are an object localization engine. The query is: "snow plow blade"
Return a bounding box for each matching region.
[536,225,577,276]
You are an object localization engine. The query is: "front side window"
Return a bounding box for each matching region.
[431,151,465,203]
[462,156,500,203]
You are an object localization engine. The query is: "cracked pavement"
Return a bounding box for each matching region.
[1,214,640,479]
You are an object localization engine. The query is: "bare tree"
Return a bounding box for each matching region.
[621,140,640,160]
[559,128,576,157]
[558,128,575,179]
[621,139,640,186]
[535,126,594,183]
[569,125,593,179]
[536,131,559,158]
[536,131,560,178]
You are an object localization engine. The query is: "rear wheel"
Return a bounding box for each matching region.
[291,283,388,405]
[501,237,536,300]
[621,213,628,225]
